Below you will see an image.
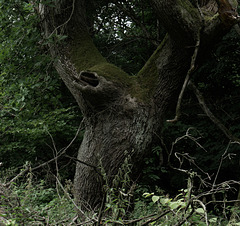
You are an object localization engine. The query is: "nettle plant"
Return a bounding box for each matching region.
[143,189,207,225]
[143,178,239,225]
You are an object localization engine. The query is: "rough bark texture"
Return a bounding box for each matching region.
[38,0,238,214]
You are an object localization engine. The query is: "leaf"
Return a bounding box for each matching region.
[209,218,217,223]
[152,195,160,203]
[168,201,181,210]
[160,198,171,206]
[195,208,205,214]
[143,192,154,198]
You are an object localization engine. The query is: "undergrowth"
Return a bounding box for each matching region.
[1,160,240,225]
[0,171,76,225]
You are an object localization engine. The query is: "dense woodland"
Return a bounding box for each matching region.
[0,0,240,225]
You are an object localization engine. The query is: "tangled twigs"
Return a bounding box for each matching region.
[54,175,94,223]
[4,119,85,187]
[4,164,31,187]
[141,211,171,225]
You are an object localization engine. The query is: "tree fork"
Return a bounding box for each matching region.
[38,0,239,215]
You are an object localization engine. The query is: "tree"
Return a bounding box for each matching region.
[38,0,239,212]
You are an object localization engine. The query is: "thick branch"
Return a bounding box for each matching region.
[216,0,239,28]
[150,0,202,46]
[39,1,136,114]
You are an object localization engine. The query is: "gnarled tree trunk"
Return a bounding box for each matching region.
[38,0,238,213]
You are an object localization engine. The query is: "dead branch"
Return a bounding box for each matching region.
[64,155,100,175]
[4,119,84,187]
[168,127,211,181]
[167,38,200,123]
[212,141,231,188]
[4,165,30,187]
[176,207,194,226]
[188,80,240,143]
[141,210,171,225]
[206,199,240,205]
[194,199,209,226]
[167,1,204,123]
[44,0,76,39]
[54,175,94,223]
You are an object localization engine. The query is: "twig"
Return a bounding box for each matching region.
[54,175,94,223]
[5,165,30,187]
[206,199,240,205]
[184,171,195,213]
[167,1,205,123]
[196,180,240,201]
[175,152,211,180]
[168,128,211,180]
[65,155,100,175]
[141,210,171,225]
[188,81,240,143]
[46,129,61,198]
[194,199,209,226]
[124,213,157,225]
[212,141,231,189]
[4,120,84,187]
[34,119,84,171]
[96,195,106,226]
[176,207,194,226]
[46,0,76,39]
[167,35,200,123]
[103,213,166,225]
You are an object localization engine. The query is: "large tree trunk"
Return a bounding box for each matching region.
[38,0,238,214]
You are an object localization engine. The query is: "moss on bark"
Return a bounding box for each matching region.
[136,35,168,100]
[69,33,164,102]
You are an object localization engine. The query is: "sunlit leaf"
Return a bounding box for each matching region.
[152,195,160,203]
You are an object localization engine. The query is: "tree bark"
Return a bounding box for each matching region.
[38,0,238,214]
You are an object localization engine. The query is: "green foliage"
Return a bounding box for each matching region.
[0,1,82,171]
[0,177,76,225]
[1,162,239,225]
[136,186,239,225]
[141,146,162,182]
[102,153,133,224]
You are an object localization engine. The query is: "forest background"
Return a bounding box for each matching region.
[0,0,240,225]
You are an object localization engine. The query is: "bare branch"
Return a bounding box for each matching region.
[141,210,171,225]
[4,119,84,187]
[167,36,200,123]
[212,141,231,188]
[54,175,94,222]
[188,81,240,143]
[194,199,209,226]
[65,155,100,176]
[4,165,30,187]
[53,0,75,37]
